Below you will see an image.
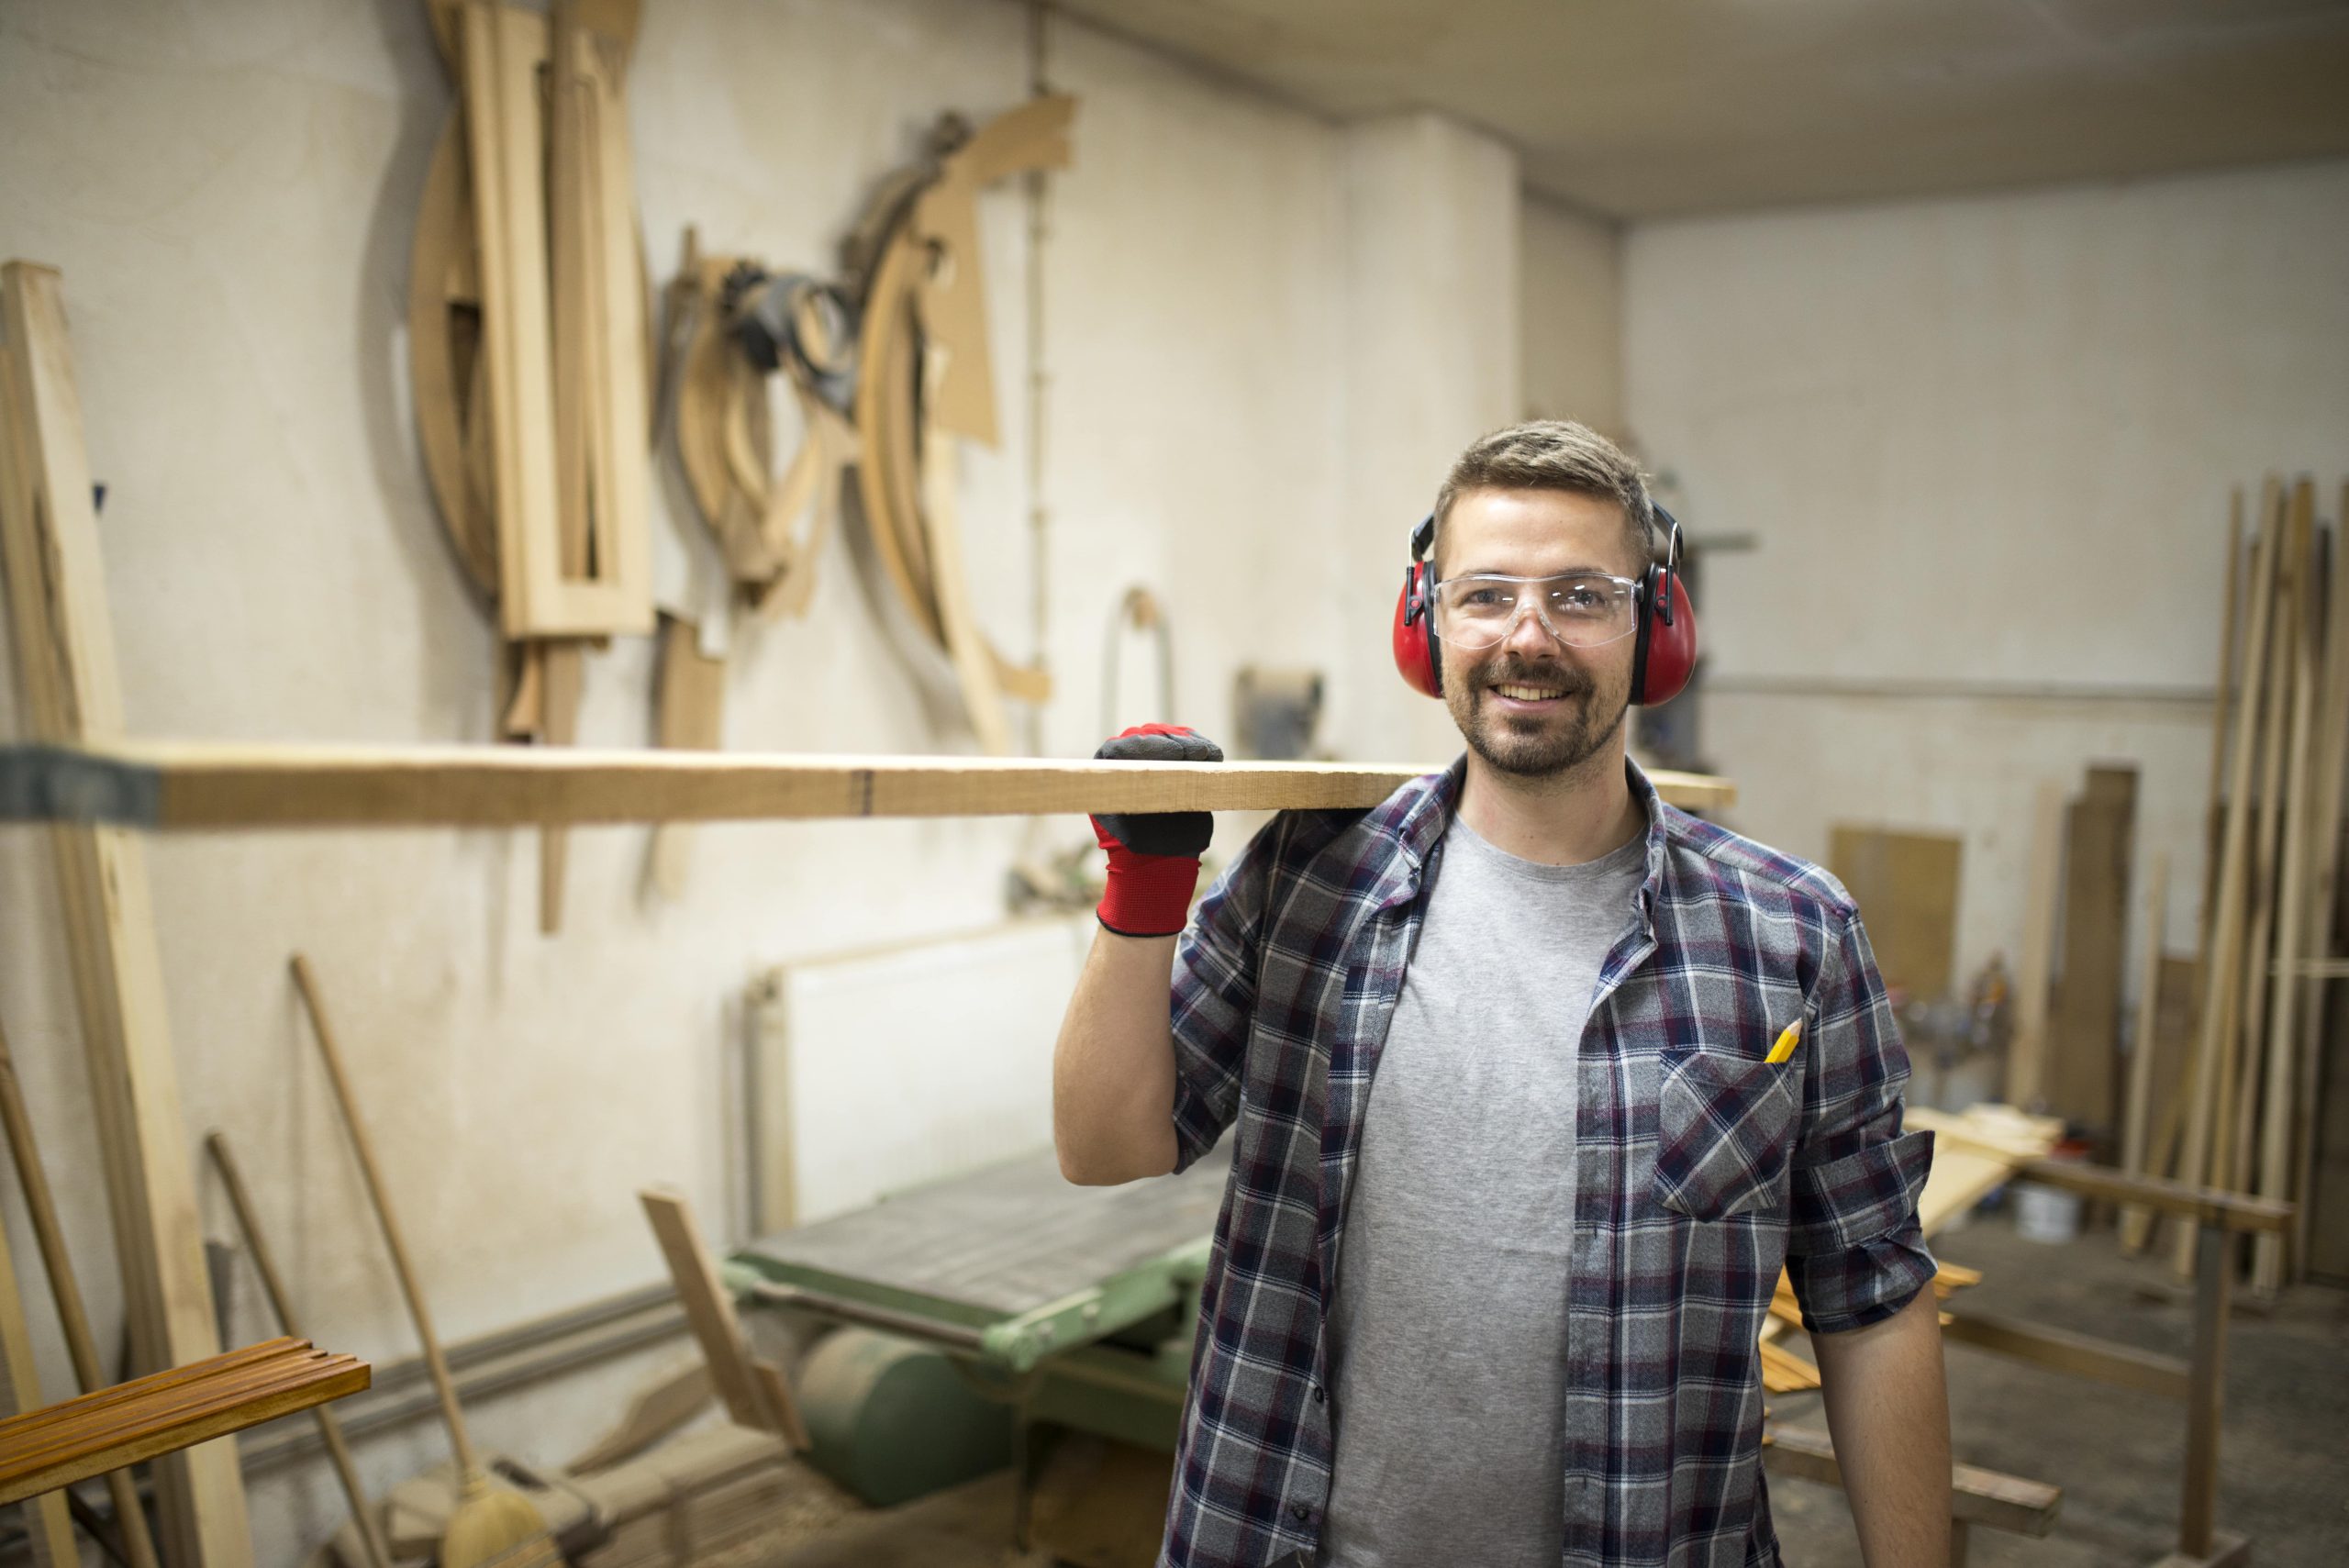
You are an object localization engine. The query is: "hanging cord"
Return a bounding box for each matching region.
[1024,0,1053,757]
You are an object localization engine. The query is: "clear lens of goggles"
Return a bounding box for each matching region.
[1432,573,1638,651]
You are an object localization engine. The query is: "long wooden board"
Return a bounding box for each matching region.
[0,740,1735,828]
[0,261,253,1565]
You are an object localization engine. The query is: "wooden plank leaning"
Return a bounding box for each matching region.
[2171,501,2279,1275]
[0,260,254,1566]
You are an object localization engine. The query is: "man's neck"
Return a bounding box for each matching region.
[1456,741,1646,867]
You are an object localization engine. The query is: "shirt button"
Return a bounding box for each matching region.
[1291,1504,1312,1522]
[1311,1385,1326,1404]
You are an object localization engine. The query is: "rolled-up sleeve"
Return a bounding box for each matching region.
[1787,905,1938,1334]
[1166,816,1285,1172]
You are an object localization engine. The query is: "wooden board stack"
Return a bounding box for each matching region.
[2122,478,2349,1293]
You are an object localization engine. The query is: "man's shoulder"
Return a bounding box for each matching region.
[1656,804,1857,924]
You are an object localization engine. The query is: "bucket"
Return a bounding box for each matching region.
[2014,1137,2092,1244]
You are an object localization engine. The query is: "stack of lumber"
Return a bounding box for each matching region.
[0,1339,368,1507]
[2126,477,2349,1292]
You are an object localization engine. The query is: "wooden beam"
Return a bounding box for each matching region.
[0,260,253,1565]
[0,740,1739,829]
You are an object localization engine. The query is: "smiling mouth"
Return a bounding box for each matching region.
[1488,683,1574,702]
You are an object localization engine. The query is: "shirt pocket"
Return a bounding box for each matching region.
[1653,1046,1800,1222]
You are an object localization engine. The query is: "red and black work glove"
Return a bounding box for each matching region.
[1091,724,1223,938]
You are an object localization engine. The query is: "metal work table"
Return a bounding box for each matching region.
[731,1148,1230,1377]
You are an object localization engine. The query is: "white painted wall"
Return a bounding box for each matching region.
[0,4,1521,1562]
[1625,160,2349,997]
[1520,194,1621,438]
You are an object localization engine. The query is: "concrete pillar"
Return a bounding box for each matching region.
[1334,111,1520,767]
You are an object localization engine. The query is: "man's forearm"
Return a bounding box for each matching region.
[1811,1284,1952,1565]
[1052,929,1182,1184]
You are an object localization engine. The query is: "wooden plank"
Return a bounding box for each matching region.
[1760,1423,2060,1536]
[0,1161,78,1568]
[205,1133,392,1568]
[0,261,254,1567]
[2285,488,2349,1284]
[637,1190,807,1449]
[464,2,641,638]
[584,14,651,624]
[2006,782,2066,1109]
[562,1360,712,1475]
[0,1018,162,1568]
[2175,501,2281,1273]
[2046,766,2135,1137]
[1938,1309,2189,1399]
[2178,1227,2232,1556]
[406,112,498,595]
[2119,853,2172,1241]
[0,740,1737,828]
[537,639,584,935]
[2221,503,2303,1202]
[649,615,725,899]
[2014,1158,2290,1233]
[0,1340,368,1507]
[2253,478,2323,1288]
[1826,825,1961,1000]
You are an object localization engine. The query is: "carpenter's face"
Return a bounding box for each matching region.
[1435,488,1640,779]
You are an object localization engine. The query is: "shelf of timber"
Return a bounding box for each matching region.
[0,741,1735,829]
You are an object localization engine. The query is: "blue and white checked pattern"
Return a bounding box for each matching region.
[1158,759,1936,1568]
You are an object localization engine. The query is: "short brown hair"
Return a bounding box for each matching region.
[1431,420,1653,575]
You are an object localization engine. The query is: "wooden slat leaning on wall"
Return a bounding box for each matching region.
[0,261,254,1565]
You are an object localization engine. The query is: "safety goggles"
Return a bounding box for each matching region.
[1431,573,1641,651]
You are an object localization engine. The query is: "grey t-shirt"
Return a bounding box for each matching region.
[1319,816,1646,1567]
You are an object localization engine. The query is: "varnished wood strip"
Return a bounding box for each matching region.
[0,1341,368,1507]
[0,741,1735,828]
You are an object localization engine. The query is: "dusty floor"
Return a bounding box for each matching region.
[721,1207,2349,1566]
[1772,1208,2349,1564]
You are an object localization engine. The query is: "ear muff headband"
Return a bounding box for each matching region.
[1394,501,1699,706]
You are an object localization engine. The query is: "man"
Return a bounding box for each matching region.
[1054,421,1950,1567]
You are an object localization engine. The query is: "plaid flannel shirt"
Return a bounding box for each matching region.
[1160,758,1936,1568]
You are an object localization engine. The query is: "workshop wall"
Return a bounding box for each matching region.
[1624,158,2349,1005]
[1520,195,1622,439]
[0,2,1519,1561]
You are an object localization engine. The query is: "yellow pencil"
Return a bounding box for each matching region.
[1765,1019,1803,1064]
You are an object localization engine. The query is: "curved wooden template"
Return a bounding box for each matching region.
[407,111,498,596]
[852,228,945,648]
[751,398,849,622]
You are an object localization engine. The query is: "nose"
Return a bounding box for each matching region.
[1502,595,1564,656]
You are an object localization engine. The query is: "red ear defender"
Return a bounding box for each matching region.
[1391,514,1443,697]
[1631,507,1698,706]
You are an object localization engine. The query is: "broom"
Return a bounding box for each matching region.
[293,954,560,1568]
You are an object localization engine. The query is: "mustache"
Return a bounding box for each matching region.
[1476,658,1594,696]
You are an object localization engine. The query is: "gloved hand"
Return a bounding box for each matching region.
[1091,724,1223,938]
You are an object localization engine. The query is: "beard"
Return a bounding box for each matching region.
[1445,652,1630,779]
